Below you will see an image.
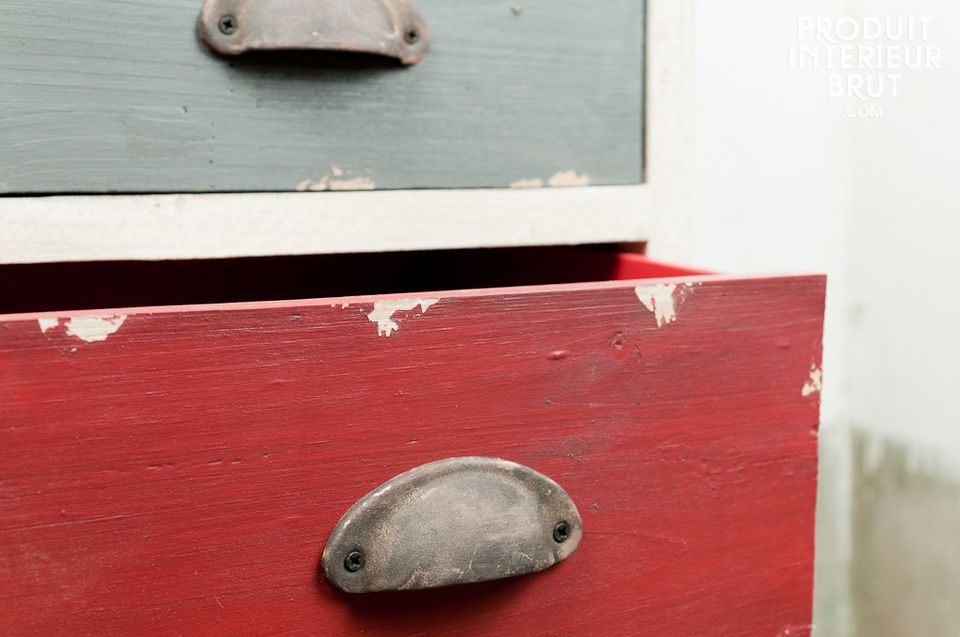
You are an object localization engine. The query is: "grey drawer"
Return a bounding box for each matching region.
[0,0,644,194]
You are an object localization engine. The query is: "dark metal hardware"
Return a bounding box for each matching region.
[217,15,237,35]
[343,550,365,573]
[322,457,583,593]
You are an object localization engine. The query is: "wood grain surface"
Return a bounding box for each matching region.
[0,0,643,194]
[0,269,824,635]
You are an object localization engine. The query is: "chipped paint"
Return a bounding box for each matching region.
[65,315,126,343]
[634,284,680,328]
[511,172,590,188]
[38,317,60,333]
[329,176,375,191]
[298,169,376,192]
[547,170,590,187]
[802,365,823,397]
[367,299,439,337]
[307,176,330,191]
[510,178,544,189]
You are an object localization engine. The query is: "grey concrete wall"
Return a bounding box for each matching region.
[849,431,960,636]
[814,428,960,637]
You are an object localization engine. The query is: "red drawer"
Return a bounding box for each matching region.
[0,250,824,636]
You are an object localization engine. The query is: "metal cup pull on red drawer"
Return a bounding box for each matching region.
[198,0,431,64]
[321,457,582,593]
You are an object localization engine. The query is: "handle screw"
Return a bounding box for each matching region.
[553,521,571,543]
[344,550,365,572]
[219,15,238,35]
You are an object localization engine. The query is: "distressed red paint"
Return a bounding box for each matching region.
[0,260,824,636]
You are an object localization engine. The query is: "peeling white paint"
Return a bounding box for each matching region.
[802,365,823,397]
[367,299,439,337]
[634,283,680,327]
[547,170,590,187]
[510,178,544,189]
[299,173,376,192]
[329,176,375,191]
[64,315,127,343]
[38,317,60,333]
[307,176,330,192]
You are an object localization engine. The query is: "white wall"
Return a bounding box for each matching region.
[691,0,854,432]
[693,0,960,464]
[846,0,960,471]
[691,1,960,635]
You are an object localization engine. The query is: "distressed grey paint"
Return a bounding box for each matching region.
[0,0,644,194]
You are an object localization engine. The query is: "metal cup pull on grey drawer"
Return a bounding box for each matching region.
[321,457,582,593]
[198,0,430,64]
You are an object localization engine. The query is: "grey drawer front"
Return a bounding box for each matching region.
[0,1,644,194]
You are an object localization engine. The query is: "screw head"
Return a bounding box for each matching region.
[404,29,420,44]
[219,15,237,35]
[553,521,571,543]
[344,550,365,572]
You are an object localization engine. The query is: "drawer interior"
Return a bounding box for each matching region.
[0,245,706,315]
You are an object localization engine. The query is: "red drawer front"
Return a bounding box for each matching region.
[0,265,824,636]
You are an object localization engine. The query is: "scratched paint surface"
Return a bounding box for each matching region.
[0,274,824,636]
